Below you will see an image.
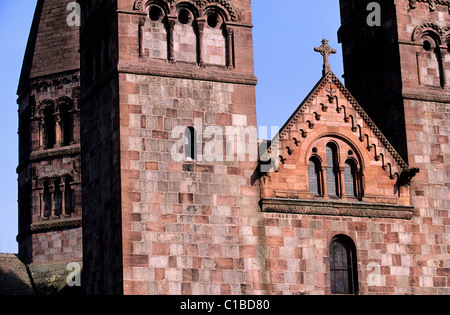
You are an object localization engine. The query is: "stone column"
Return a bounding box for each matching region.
[39,188,44,219]
[196,19,206,67]
[139,17,146,58]
[167,17,177,63]
[225,25,234,68]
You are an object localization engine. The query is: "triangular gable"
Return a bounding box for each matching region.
[260,70,416,208]
[263,70,409,173]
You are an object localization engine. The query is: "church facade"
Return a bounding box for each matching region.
[15,0,449,295]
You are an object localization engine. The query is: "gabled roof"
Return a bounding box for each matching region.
[0,254,35,295]
[264,70,410,173]
[0,253,83,295]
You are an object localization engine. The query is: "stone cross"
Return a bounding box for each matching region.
[314,39,337,76]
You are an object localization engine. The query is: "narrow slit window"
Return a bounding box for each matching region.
[185,127,197,161]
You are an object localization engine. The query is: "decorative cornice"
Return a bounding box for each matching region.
[261,198,414,220]
[412,22,450,44]
[409,0,450,13]
[17,218,82,241]
[29,144,81,162]
[30,218,82,233]
[117,63,258,86]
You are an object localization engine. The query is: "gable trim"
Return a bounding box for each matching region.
[265,71,409,173]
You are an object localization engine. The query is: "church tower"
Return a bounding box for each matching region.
[338,0,449,294]
[17,0,82,266]
[79,0,260,294]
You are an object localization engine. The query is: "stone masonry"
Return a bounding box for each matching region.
[16,0,449,295]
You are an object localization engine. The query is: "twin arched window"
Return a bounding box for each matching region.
[40,100,74,150]
[141,2,235,68]
[308,141,362,199]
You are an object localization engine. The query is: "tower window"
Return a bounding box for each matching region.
[65,178,74,216]
[60,103,73,146]
[149,6,163,22]
[207,12,220,28]
[54,179,62,217]
[43,183,52,218]
[185,127,197,161]
[44,108,56,149]
[330,235,359,295]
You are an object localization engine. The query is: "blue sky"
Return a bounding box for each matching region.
[0,0,343,253]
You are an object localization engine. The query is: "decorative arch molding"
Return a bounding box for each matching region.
[299,127,369,172]
[34,96,77,118]
[134,0,237,21]
[55,96,77,112]
[409,0,450,13]
[36,99,55,117]
[412,22,446,44]
[412,22,448,88]
[137,0,170,14]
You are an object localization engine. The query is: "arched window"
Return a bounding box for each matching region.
[185,127,197,161]
[174,6,198,63]
[54,179,62,217]
[344,160,357,198]
[43,182,52,218]
[330,235,359,295]
[64,178,75,216]
[44,107,56,149]
[308,158,321,196]
[326,143,339,197]
[60,103,73,146]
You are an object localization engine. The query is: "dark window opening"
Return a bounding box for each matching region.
[43,183,52,218]
[61,105,73,146]
[344,160,357,197]
[65,179,75,216]
[207,13,220,28]
[44,108,56,149]
[178,8,191,25]
[185,127,197,161]
[330,235,359,295]
[54,180,62,217]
